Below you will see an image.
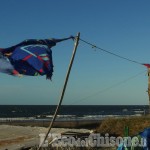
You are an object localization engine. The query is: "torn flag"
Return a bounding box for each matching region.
[0,39,55,79]
[0,36,74,80]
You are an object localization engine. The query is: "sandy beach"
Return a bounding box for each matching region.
[0,125,91,150]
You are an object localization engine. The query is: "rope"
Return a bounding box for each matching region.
[70,70,146,105]
[79,38,142,65]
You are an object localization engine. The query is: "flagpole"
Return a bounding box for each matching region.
[38,32,80,149]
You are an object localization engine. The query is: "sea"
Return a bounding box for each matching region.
[0,105,149,121]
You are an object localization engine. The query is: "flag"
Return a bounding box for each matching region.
[0,39,56,79]
[143,64,150,68]
[0,36,74,79]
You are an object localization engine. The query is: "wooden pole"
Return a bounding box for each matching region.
[38,32,80,149]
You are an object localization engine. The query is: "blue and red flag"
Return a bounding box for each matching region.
[0,39,56,79]
[0,37,74,79]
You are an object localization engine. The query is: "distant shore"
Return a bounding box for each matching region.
[0,119,101,129]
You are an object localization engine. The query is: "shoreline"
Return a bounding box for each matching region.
[0,119,101,129]
[1,116,150,149]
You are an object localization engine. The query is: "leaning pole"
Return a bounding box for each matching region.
[38,32,80,149]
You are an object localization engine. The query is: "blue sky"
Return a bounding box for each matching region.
[0,0,150,105]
